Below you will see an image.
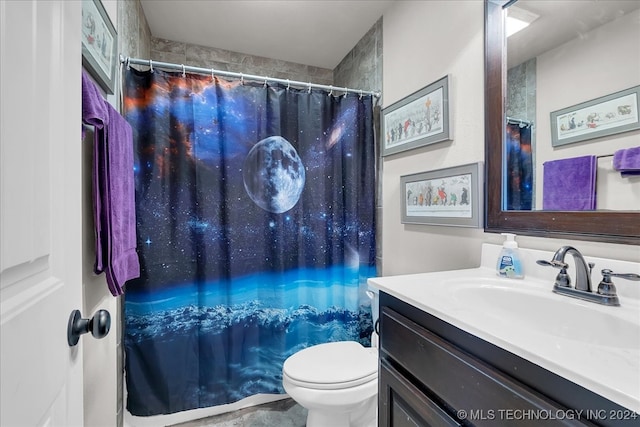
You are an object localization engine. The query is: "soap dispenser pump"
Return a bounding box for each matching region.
[496,233,524,279]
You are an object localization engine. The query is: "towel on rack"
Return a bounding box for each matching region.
[82,71,140,296]
[82,71,108,273]
[613,146,640,177]
[543,155,597,211]
[101,106,140,295]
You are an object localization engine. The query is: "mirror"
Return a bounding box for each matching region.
[485,0,639,244]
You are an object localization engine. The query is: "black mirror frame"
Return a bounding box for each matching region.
[484,0,639,245]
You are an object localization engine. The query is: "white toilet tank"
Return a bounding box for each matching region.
[366,286,379,348]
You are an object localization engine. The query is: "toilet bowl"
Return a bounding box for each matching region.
[282,340,378,427]
[282,287,380,427]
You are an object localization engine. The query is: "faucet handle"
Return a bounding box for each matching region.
[536,259,568,269]
[600,269,640,281]
[537,259,571,287]
[597,269,640,297]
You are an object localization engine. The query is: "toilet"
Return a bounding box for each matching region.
[282,289,379,427]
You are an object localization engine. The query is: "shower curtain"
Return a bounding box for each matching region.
[122,68,377,416]
[505,123,533,210]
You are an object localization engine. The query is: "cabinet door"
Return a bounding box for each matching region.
[379,359,461,427]
[381,307,595,427]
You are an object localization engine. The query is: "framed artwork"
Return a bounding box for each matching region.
[400,162,482,228]
[550,85,640,147]
[381,75,451,156]
[82,0,117,94]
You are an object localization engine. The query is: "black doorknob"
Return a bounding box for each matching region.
[67,309,111,347]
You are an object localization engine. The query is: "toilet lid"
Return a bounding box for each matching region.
[283,341,378,389]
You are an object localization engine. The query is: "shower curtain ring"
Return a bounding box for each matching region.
[182,64,186,78]
[359,90,363,100]
[126,57,130,70]
[211,69,215,81]
[149,59,154,73]
[307,83,311,93]
[286,80,290,91]
[343,87,348,98]
[240,73,244,85]
[264,77,268,88]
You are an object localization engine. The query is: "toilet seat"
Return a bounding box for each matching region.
[283,341,378,390]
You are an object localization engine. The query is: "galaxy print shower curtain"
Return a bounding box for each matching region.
[505,123,533,210]
[122,68,377,416]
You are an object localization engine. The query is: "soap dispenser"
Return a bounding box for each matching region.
[496,233,524,279]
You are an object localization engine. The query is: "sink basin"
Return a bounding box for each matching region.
[450,281,640,349]
[368,251,640,413]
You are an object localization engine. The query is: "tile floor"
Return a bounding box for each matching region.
[169,399,307,427]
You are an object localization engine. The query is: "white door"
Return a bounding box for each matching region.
[1,1,84,425]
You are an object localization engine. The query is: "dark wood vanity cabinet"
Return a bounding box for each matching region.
[378,292,638,427]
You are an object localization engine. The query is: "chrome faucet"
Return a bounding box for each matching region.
[538,246,640,306]
[537,246,601,304]
[548,246,593,292]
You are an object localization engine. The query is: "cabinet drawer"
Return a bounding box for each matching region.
[380,358,461,427]
[381,307,591,426]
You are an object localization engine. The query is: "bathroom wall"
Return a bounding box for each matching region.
[380,0,636,278]
[381,0,486,276]
[534,9,640,211]
[82,1,151,427]
[80,0,119,425]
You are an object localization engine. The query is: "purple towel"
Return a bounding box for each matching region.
[82,71,108,273]
[82,71,140,296]
[102,106,140,295]
[543,155,597,211]
[82,71,108,130]
[613,146,640,177]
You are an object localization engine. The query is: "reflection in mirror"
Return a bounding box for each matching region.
[503,0,640,212]
[484,0,639,244]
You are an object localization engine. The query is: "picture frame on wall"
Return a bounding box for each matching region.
[381,75,451,157]
[82,0,117,94]
[400,162,482,228]
[550,85,640,147]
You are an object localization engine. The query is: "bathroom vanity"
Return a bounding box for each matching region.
[369,244,640,427]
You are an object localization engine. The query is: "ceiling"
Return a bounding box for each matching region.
[140,0,394,70]
[507,0,640,68]
[140,0,640,71]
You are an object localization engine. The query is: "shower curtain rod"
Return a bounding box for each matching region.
[506,116,533,127]
[120,55,381,98]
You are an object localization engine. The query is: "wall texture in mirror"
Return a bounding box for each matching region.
[484,0,639,244]
[505,0,640,212]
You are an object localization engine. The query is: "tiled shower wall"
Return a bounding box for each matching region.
[506,57,536,125]
[150,38,334,85]
[119,0,152,62]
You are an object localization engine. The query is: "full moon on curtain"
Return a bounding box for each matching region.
[122,68,377,416]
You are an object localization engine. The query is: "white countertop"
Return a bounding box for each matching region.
[368,244,640,413]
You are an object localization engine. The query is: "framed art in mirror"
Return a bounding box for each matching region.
[550,85,640,147]
[381,75,451,156]
[400,162,482,228]
[82,0,117,94]
[484,0,639,245]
